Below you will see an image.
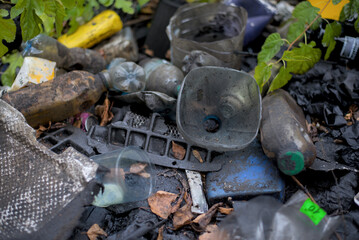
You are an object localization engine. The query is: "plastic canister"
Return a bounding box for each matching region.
[167,3,247,70]
[91,146,155,207]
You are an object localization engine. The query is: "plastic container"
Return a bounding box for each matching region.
[260,89,316,175]
[58,10,123,49]
[140,58,184,98]
[167,3,247,70]
[182,50,227,74]
[95,27,139,63]
[217,191,340,240]
[9,57,56,92]
[103,61,146,93]
[90,146,155,207]
[22,34,106,73]
[176,66,262,151]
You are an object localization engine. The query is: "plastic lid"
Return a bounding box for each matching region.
[277,151,305,176]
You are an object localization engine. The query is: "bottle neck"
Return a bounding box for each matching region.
[98,71,111,90]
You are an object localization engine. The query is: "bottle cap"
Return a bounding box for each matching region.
[277,151,305,176]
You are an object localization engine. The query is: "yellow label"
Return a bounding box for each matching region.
[308,0,349,20]
[58,10,123,48]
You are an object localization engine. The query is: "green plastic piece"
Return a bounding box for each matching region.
[278,151,304,175]
[300,198,327,225]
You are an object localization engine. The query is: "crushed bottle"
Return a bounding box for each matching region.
[260,89,316,175]
[23,34,106,73]
[140,58,184,98]
[2,62,145,128]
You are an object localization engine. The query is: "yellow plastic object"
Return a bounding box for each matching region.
[58,10,123,48]
[308,0,349,21]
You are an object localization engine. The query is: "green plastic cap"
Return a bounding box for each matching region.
[278,151,305,176]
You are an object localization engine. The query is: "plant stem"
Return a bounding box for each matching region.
[287,0,331,51]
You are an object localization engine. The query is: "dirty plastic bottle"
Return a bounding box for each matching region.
[140,58,184,98]
[182,50,227,74]
[1,63,145,128]
[260,89,316,175]
[22,34,106,73]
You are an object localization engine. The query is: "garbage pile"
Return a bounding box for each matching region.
[0,1,358,240]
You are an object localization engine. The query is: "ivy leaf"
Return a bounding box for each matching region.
[268,66,292,93]
[61,0,77,8]
[0,9,9,17]
[1,52,24,87]
[282,50,312,62]
[340,0,359,21]
[114,0,135,14]
[0,17,16,57]
[20,7,42,41]
[332,0,342,5]
[99,0,114,7]
[287,20,305,43]
[292,1,321,30]
[254,62,272,93]
[287,41,321,75]
[55,0,66,37]
[10,0,25,19]
[322,22,342,60]
[257,33,284,64]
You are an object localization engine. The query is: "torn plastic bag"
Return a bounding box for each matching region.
[0,99,100,240]
[112,91,177,120]
[218,191,340,240]
[223,0,276,46]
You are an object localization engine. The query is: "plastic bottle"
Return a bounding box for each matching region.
[1,62,145,128]
[260,89,316,175]
[140,58,184,98]
[23,34,106,73]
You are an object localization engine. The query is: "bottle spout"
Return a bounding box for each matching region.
[277,151,305,176]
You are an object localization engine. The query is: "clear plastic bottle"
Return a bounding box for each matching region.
[260,89,316,175]
[140,58,184,98]
[22,34,106,73]
[1,63,145,128]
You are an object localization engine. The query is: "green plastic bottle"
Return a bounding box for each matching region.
[260,89,316,175]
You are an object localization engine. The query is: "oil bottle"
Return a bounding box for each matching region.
[260,89,316,175]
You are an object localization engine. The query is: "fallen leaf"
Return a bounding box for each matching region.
[73,119,82,128]
[192,202,223,232]
[95,95,114,127]
[157,225,164,240]
[199,225,221,240]
[218,207,233,215]
[138,172,151,178]
[87,224,107,240]
[172,141,186,160]
[36,124,51,138]
[130,163,148,174]
[192,150,204,163]
[173,193,195,230]
[148,191,178,219]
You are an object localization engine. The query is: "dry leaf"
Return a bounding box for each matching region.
[218,207,233,215]
[173,193,195,230]
[148,191,178,219]
[157,225,164,240]
[130,163,148,174]
[36,124,51,138]
[192,150,204,163]
[95,95,114,127]
[138,172,151,178]
[73,119,82,128]
[192,202,223,232]
[172,141,186,160]
[87,224,107,240]
[199,225,221,240]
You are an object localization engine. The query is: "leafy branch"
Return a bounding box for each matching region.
[254,0,358,95]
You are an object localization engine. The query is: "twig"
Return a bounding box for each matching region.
[287,0,331,51]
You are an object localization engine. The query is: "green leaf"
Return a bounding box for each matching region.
[0,9,9,17]
[332,0,342,5]
[292,1,321,30]
[114,0,135,14]
[322,21,342,60]
[268,66,292,92]
[10,0,25,19]
[55,0,66,36]
[20,8,42,41]
[0,17,16,57]
[99,0,114,7]
[257,33,284,64]
[340,0,359,21]
[282,50,312,62]
[138,0,149,6]
[287,20,305,43]
[355,17,359,33]
[1,52,24,87]
[286,41,321,75]
[254,62,272,93]
[61,0,76,8]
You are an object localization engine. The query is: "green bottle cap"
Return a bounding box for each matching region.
[278,151,305,175]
